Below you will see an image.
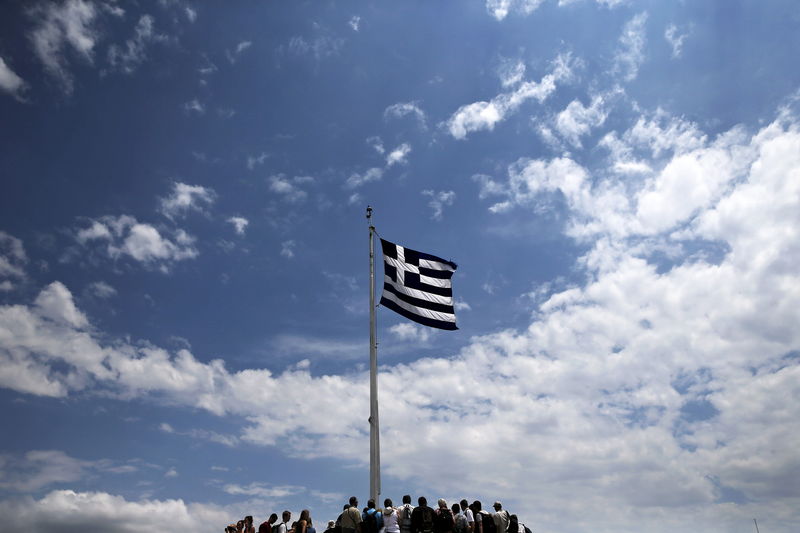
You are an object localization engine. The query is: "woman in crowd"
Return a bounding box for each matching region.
[294,509,315,533]
[383,498,399,533]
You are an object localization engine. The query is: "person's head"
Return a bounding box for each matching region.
[282,511,292,523]
[367,499,376,509]
[402,495,411,505]
[451,504,460,515]
[472,501,482,512]
[493,502,502,511]
[237,520,244,530]
[509,515,518,526]
[460,500,468,511]
[437,499,447,509]
[269,514,279,524]
[227,526,237,533]
[245,516,254,526]
[349,496,358,507]
[418,496,427,507]
[384,498,393,509]
[343,504,350,511]
[328,521,336,530]
[299,510,311,526]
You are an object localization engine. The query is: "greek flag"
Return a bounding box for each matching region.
[379,238,458,330]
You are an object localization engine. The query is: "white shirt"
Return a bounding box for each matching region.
[383,507,400,533]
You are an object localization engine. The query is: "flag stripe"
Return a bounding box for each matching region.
[383,282,454,312]
[405,274,452,297]
[419,274,450,288]
[383,275,453,305]
[380,293,457,327]
[419,267,454,280]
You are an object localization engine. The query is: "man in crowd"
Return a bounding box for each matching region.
[259,513,278,533]
[459,500,474,533]
[398,495,414,533]
[362,499,384,533]
[492,502,509,533]
[411,496,435,533]
[275,511,292,533]
[340,496,363,533]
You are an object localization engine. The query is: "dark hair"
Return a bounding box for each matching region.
[343,504,350,510]
[460,500,468,510]
[385,498,393,508]
[300,510,312,527]
[403,495,411,504]
[367,499,376,509]
[246,517,253,524]
[472,501,482,512]
[451,503,460,515]
[349,496,358,506]
[270,514,279,523]
[418,496,427,506]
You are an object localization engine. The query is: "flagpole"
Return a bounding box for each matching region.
[367,206,381,503]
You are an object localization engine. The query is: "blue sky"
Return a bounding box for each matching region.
[1,1,800,532]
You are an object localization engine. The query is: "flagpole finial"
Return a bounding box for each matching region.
[366,205,373,220]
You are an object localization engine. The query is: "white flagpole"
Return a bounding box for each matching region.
[367,206,381,503]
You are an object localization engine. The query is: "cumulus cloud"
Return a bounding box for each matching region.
[0,231,28,290]
[27,0,100,94]
[0,490,229,533]
[346,167,383,189]
[280,240,296,259]
[107,14,167,74]
[421,190,456,220]
[385,143,412,167]
[75,215,198,271]
[0,56,28,100]
[227,40,252,63]
[553,89,622,148]
[159,182,216,219]
[665,24,688,59]
[0,450,137,493]
[183,99,205,115]
[227,217,249,236]
[613,12,648,82]
[388,323,433,343]
[269,175,313,203]
[485,0,545,21]
[349,16,361,32]
[384,102,427,129]
[87,281,116,299]
[446,52,575,139]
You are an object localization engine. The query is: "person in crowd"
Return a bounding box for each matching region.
[237,520,245,533]
[363,498,385,533]
[398,495,414,533]
[295,509,314,533]
[383,498,400,533]
[340,496,363,533]
[227,525,238,533]
[244,516,256,533]
[471,501,491,533]
[260,513,279,533]
[324,520,337,533]
[459,500,474,533]
[336,504,350,532]
[411,496,435,533]
[276,511,293,533]
[434,499,454,533]
[491,502,509,533]
[452,503,467,533]
[507,515,524,533]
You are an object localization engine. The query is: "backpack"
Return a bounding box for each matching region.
[363,510,380,533]
[454,513,468,533]
[400,505,413,530]
[522,526,532,533]
[419,506,435,533]
[435,509,454,532]
[478,512,495,533]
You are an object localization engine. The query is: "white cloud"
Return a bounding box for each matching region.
[554,89,621,148]
[87,281,116,299]
[349,16,361,32]
[421,190,456,220]
[107,14,167,74]
[485,0,545,21]
[159,182,216,219]
[75,215,199,270]
[446,52,575,139]
[227,217,249,236]
[246,152,269,169]
[665,24,688,59]
[346,167,383,189]
[270,335,366,361]
[269,175,313,203]
[0,450,136,493]
[183,99,205,115]
[0,56,27,100]
[0,490,229,533]
[185,6,197,23]
[388,323,433,343]
[227,41,252,63]
[454,299,472,311]
[497,58,526,87]
[27,0,100,94]
[386,143,412,167]
[613,12,648,82]
[0,231,28,290]
[164,467,178,478]
[285,30,344,62]
[366,136,385,155]
[384,102,427,130]
[280,240,295,259]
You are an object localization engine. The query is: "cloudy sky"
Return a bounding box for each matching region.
[1,1,799,532]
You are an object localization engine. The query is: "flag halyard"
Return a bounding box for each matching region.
[379,238,458,330]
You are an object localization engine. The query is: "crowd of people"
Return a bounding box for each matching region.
[225,495,533,533]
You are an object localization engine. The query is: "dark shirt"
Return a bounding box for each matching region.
[259,522,273,533]
[411,505,434,533]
